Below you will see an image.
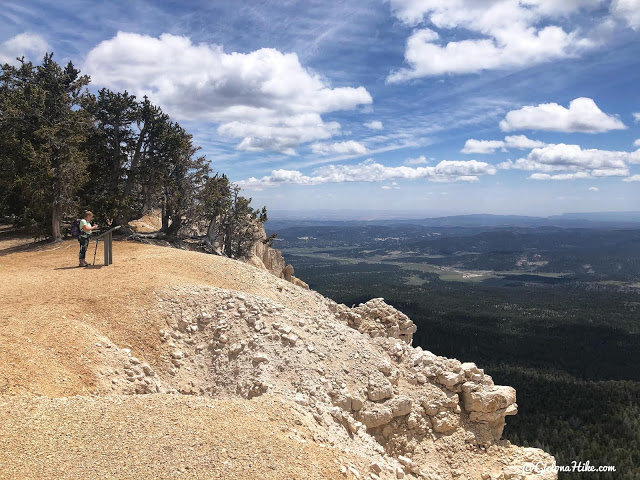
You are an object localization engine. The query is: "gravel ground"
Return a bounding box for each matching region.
[0,238,325,397]
[0,237,367,479]
[0,394,355,480]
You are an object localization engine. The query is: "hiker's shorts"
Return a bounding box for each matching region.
[78,235,89,260]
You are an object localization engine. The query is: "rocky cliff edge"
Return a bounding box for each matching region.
[0,239,556,480]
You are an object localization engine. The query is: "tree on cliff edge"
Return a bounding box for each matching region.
[201,174,267,258]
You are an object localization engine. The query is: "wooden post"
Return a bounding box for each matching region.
[96,226,121,266]
[104,232,109,266]
[108,231,113,265]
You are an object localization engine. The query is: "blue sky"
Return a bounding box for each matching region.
[1,0,639,217]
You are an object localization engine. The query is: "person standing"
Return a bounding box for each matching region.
[78,211,98,267]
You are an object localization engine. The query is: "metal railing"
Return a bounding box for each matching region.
[92,226,122,266]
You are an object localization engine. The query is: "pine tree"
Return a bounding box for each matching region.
[201,176,267,258]
[156,121,209,238]
[82,88,138,224]
[0,54,90,240]
[1,53,267,249]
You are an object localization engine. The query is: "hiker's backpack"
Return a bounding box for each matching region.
[71,219,81,237]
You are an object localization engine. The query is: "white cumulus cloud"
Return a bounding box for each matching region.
[461,135,546,154]
[499,97,626,133]
[382,182,401,190]
[611,0,640,29]
[364,121,384,130]
[0,32,49,65]
[238,159,496,189]
[461,139,506,154]
[623,174,640,182]
[588,186,599,191]
[311,140,368,156]
[404,155,429,165]
[83,32,372,154]
[499,143,639,179]
[387,0,598,81]
[504,135,547,149]
[529,172,593,180]
[634,113,640,122]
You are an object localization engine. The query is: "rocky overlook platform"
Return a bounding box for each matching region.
[0,238,556,479]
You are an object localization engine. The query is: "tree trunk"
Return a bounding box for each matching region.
[207,217,218,241]
[205,216,222,250]
[142,177,154,214]
[51,202,62,242]
[161,204,170,232]
[166,216,181,239]
[224,221,233,257]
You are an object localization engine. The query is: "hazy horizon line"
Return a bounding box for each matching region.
[267,209,640,221]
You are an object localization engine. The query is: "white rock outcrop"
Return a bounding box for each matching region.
[104,283,556,480]
[247,224,310,289]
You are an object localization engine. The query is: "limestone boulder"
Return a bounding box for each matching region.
[357,405,393,428]
[462,386,516,413]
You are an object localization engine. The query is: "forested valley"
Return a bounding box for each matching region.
[271,221,640,479]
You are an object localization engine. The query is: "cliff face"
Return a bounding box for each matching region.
[247,223,309,289]
[143,288,554,480]
[0,240,556,480]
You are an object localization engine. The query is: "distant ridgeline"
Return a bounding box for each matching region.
[0,53,266,258]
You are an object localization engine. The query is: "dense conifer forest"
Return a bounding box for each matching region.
[0,54,266,258]
[273,222,640,479]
